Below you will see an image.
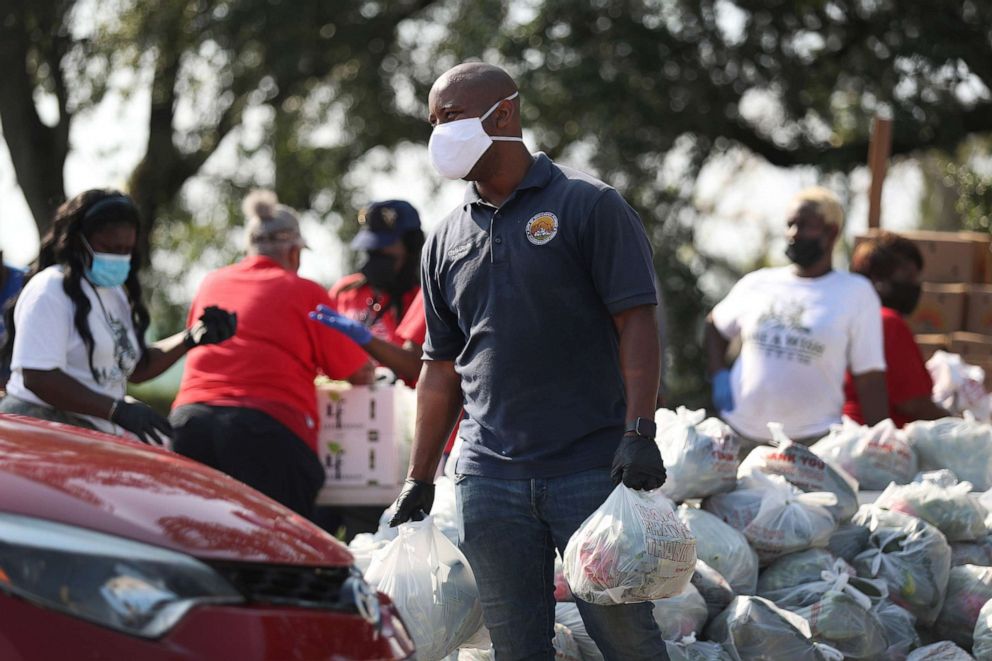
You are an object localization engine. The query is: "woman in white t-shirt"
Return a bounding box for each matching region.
[0,189,236,443]
[704,186,888,450]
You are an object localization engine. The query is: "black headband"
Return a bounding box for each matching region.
[82,195,137,223]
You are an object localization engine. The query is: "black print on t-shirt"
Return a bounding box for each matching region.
[745,301,826,365]
[95,314,138,384]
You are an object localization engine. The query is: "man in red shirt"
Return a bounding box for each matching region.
[171,190,372,518]
[843,231,950,426]
[328,200,424,346]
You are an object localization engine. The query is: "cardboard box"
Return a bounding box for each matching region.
[966,284,992,334]
[914,333,949,363]
[854,230,991,283]
[948,332,992,362]
[315,383,414,488]
[907,283,967,334]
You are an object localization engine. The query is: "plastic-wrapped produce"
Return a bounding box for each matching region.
[973,598,992,661]
[851,505,952,626]
[691,559,735,622]
[563,485,695,605]
[934,565,992,649]
[704,472,837,565]
[664,633,733,661]
[827,523,870,562]
[790,573,888,659]
[652,583,709,641]
[655,407,740,502]
[810,417,917,490]
[366,518,484,661]
[873,599,920,661]
[757,551,856,606]
[704,596,829,661]
[739,423,860,522]
[555,602,603,661]
[875,480,989,542]
[905,416,992,491]
[677,505,759,595]
[905,641,975,660]
[554,553,573,602]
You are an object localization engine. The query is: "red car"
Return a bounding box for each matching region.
[0,414,414,660]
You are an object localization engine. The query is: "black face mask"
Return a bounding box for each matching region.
[361,253,398,291]
[785,237,825,268]
[880,281,922,316]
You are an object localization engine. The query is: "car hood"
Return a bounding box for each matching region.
[0,414,353,566]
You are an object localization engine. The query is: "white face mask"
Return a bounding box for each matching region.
[428,92,524,180]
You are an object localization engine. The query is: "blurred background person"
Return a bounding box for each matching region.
[844,230,951,426]
[328,200,424,349]
[705,186,888,449]
[0,189,235,443]
[0,250,26,388]
[170,190,372,519]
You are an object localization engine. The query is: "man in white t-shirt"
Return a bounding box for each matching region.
[705,186,887,446]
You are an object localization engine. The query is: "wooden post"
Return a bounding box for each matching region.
[867,115,893,230]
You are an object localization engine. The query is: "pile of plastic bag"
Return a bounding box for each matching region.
[906,640,975,660]
[651,583,709,641]
[934,565,992,650]
[655,407,741,502]
[928,350,992,423]
[739,423,860,522]
[704,596,838,660]
[365,518,485,661]
[691,559,735,621]
[563,485,696,605]
[875,476,989,542]
[703,472,837,564]
[676,504,759,595]
[456,623,581,661]
[974,598,992,660]
[905,416,992,491]
[810,417,918,490]
[663,633,732,660]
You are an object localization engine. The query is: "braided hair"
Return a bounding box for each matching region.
[1,189,151,383]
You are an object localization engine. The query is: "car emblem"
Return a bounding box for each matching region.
[350,576,382,628]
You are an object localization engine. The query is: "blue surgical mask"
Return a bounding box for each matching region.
[81,236,132,287]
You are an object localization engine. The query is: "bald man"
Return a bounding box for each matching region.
[388,63,669,660]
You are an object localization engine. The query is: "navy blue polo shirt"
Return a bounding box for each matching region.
[422,153,657,479]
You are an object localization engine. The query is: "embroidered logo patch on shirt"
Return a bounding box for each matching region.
[525,212,559,245]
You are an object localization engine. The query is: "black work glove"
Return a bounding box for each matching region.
[387,479,435,527]
[184,306,238,348]
[111,398,173,446]
[610,434,667,490]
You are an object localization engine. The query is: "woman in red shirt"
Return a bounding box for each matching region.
[843,231,950,426]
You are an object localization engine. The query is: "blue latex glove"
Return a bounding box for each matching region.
[712,369,734,412]
[309,304,372,346]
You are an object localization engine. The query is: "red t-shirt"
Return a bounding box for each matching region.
[843,306,933,428]
[173,256,369,451]
[328,274,420,347]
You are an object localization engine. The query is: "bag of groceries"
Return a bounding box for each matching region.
[934,564,992,650]
[704,472,837,565]
[905,416,992,491]
[928,350,992,423]
[850,505,952,627]
[826,523,870,563]
[952,537,992,567]
[366,518,484,661]
[655,407,740,502]
[810,417,917,490]
[905,641,975,661]
[704,596,834,661]
[652,583,709,641]
[664,633,733,661]
[757,550,856,606]
[973,598,992,661]
[691,559,735,622]
[875,478,989,542]
[788,568,888,659]
[872,599,920,661]
[563,485,695,605]
[554,552,573,602]
[739,423,860,522]
[677,505,759,595]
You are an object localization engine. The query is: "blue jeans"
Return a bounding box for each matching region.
[455,468,668,661]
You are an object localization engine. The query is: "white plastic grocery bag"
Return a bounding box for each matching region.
[810,417,917,490]
[655,407,740,502]
[928,350,992,422]
[365,517,484,661]
[876,479,989,542]
[905,415,992,490]
[563,485,696,605]
[676,505,759,596]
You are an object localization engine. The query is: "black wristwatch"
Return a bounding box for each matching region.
[624,417,657,439]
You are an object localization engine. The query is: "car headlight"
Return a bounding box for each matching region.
[0,513,244,638]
